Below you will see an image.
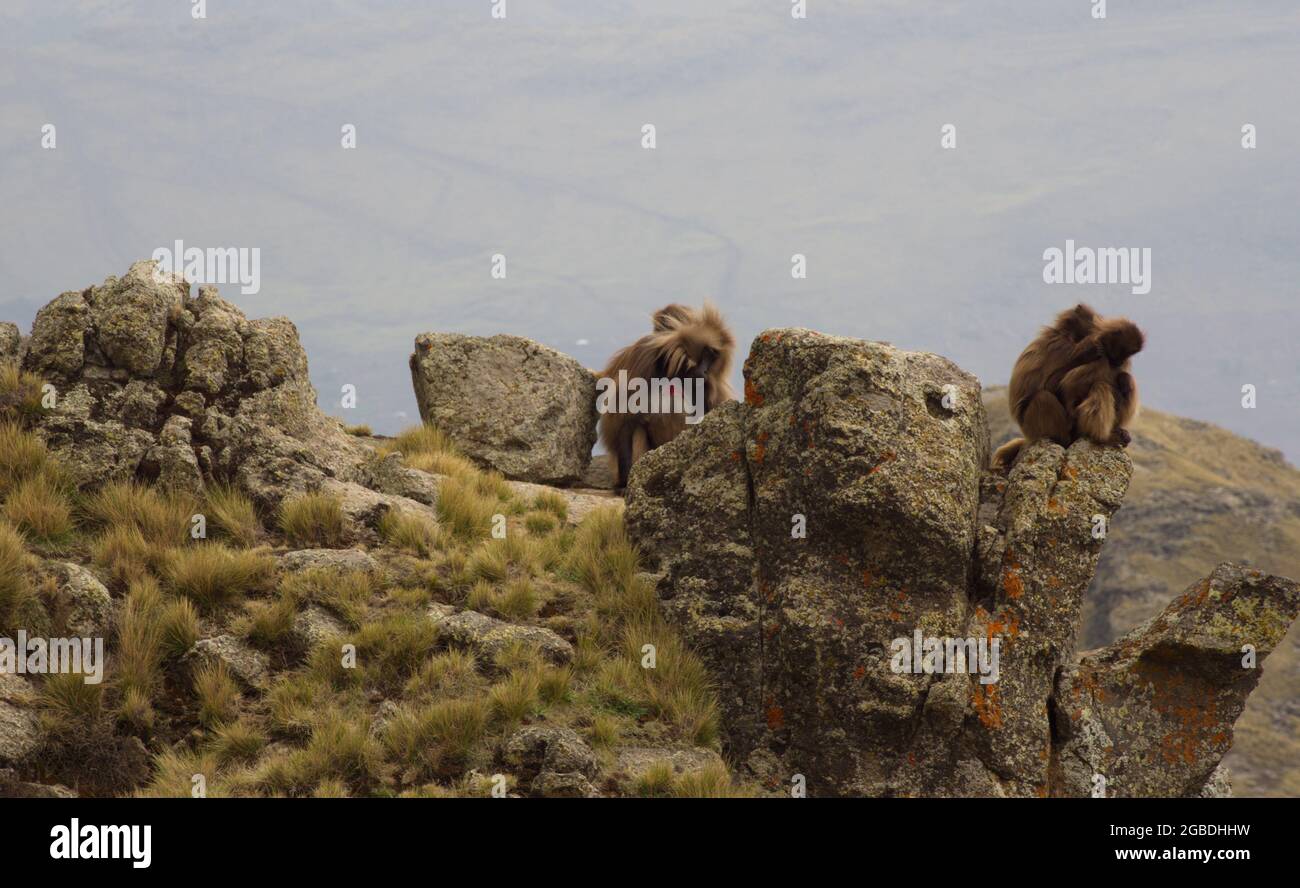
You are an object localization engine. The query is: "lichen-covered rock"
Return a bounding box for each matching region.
[318,479,441,545]
[86,261,183,375]
[503,725,598,782]
[0,770,79,798]
[0,322,20,363]
[19,261,370,502]
[627,329,994,796]
[353,452,442,506]
[427,604,573,664]
[44,562,114,639]
[611,746,726,792]
[409,333,597,485]
[530,769,601,798]
[1053,564,1300,797]
[624,327,1298,798]
[0,672,40,765]
[278,549,380,575]
[185,635,271,690]
[292,605,348,649]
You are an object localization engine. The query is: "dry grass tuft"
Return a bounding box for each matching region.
[278,493,345,548]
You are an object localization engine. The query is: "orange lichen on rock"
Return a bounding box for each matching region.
[753,431,769,464]
[744,377,764,406]
[867,451,896,475]
[972,684,1003,729]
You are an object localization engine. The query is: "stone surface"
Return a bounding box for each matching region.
[19,263,369,500]
[409,333,597,485]
[318,478,441,545]
[507,479,620,526]
[185,634,271,690]
[292,605,348,649]
[1053,564,1299,797]
[611,746,726,787]
[503,725,598,781]
[0,322,20,362]
[625,327,1296,797]
[44,562,114,639]
[0,672,40,764]
[278,548,380,575]
[0,769,79,798]
[427,604,573,664]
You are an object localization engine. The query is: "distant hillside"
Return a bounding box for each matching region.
[985,388,1300,798]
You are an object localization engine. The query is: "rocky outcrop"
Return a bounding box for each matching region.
[625,328,1299,797]
[1053,564,1299,797]
[17,261,369,505]
[409,333,597,485]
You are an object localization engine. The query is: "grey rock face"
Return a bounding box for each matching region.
[185,635,271,690]
[1053,564,1298,798]
[278,549,380,575]
[626,328,1296,797]
[427,604,573,665]
[44,562,114,638]
[0,322,20,362]
[409,333,597,485]
[17,262,369,501]
[503,725,598,781]
[0,672,40,765]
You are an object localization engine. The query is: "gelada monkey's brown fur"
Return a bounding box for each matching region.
[599,302,736,490]
[991,304,1144,472]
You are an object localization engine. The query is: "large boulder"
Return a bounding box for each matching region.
[625,328,1298,797]
[14,262,369,506]
[409,333,597,485]
[1053,563,1300,797]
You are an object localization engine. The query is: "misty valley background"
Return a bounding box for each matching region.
[2,0,1297,459]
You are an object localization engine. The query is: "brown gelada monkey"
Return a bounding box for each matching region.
[598,302,736,490]
[991,303,1144,473]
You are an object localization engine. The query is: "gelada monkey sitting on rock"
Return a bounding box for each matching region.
[597,302,735,490]
[991,303,1144,472]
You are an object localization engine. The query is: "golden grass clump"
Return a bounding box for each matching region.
[281,567,376,628]
[378,509,441,556]
[435,476,496,540]
[3,472,74,541]
[158,597,200,658]
[193,661,241,728]
[164,544,274,611]
[278,493,345,548]
[203,482,262,547]
[85,481,195,546]
[532,489,568,521]
[114,577,165,700]
[382,698,489,778]
[0,420,53,496]
[0,363,46,421]
[0,521,38,632]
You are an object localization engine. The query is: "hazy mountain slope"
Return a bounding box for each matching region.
[985,388,1300,797]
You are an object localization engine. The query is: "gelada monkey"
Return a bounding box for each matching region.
[991,303,1144,472]
[598,302,735,490]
